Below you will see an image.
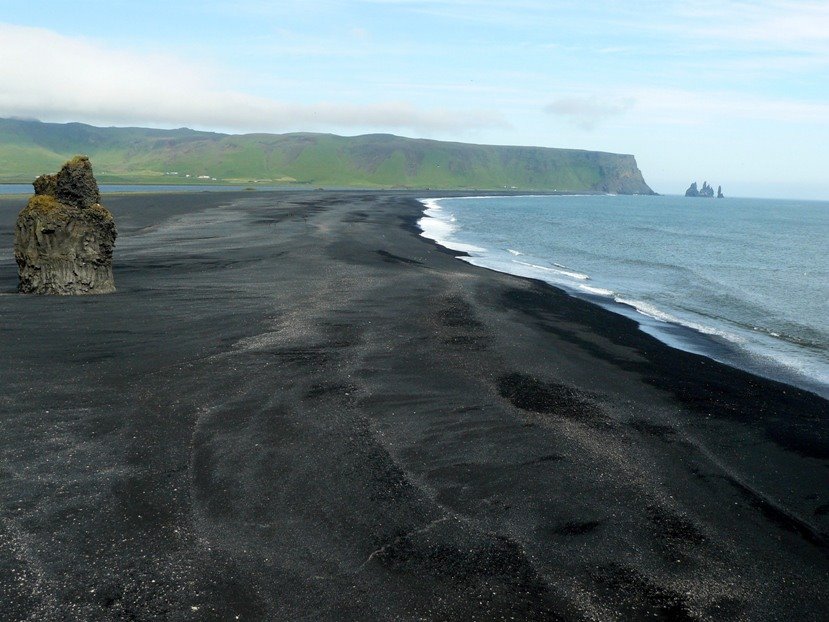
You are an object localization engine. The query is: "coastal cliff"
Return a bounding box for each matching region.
[14,156,117,295]
[0,118,655,194]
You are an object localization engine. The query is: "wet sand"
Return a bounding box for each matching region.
[0,191,827,621]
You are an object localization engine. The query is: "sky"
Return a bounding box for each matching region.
[1,0,828,199]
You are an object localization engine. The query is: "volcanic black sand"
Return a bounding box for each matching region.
[0,191,827,621]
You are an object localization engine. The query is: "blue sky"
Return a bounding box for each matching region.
[1,0,828,198]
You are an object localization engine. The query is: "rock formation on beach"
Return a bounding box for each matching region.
[14,156,117,295]
[685,181,717,198]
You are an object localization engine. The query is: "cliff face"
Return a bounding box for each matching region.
[14,156,117,295]
[593,153,654,194]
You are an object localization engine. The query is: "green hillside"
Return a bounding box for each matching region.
[0,118,654,193]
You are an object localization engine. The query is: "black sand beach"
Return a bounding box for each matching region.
[1,190,827,621]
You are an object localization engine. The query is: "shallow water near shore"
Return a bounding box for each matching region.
[419,194,829,397]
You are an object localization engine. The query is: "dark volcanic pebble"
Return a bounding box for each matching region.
[0,190,827,621]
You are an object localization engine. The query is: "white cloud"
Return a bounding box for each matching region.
[0,23,506,134]
[674,0,829,49]
[540,83,829,130]
[543,96,634,130]
[626,87,829,126]
[638,1,829,73]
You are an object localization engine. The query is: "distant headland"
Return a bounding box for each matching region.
[0,117,655,194]
[686,181,724,198]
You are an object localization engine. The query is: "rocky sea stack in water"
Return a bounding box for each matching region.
[685,181,724,198]
[14,156,117,294]
[685,181,716,197]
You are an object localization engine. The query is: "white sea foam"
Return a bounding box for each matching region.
[613,297,672,322]
[512,260,590,281]
[614,297,743,343]
[578,284,614,296]
[418,214,455,239]
[417,198,487,253]
[507,249,523,256]
[442,240,488,253]
[419,198,443,210]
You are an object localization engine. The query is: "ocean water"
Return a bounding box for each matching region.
[419,194,829,397]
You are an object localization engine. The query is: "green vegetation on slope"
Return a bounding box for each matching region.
[0,118,654,194]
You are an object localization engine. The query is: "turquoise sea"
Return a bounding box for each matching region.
[419,194,829,398]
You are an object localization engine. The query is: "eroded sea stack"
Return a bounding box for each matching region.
[685,181,716,197]
[14,156,117,294]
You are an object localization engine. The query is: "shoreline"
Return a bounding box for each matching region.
[1,190,827,620]
[399,195,828,463]
[416,194,829,400]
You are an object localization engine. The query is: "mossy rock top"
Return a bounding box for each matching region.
[31,155,101,209]
[23,156,111,220]
[21,194,70,217]
[20,194,113,222]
